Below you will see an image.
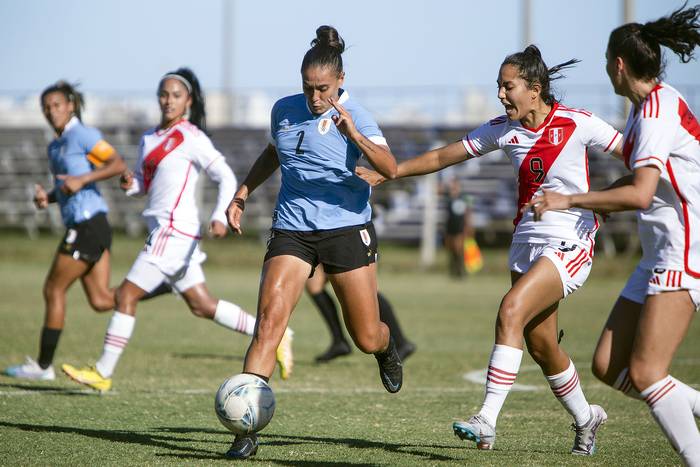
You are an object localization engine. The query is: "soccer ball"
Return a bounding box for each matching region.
[215,373,275,435]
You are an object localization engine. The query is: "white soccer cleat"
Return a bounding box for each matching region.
[571,404,607,455]
[453,414,496,450]
[3,356,56,381]
[275,328,294,380]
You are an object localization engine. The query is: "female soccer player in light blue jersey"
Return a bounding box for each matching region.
[223,25,402,459]
[4,81,126,381]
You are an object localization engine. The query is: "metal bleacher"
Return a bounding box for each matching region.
[0,125,638,253]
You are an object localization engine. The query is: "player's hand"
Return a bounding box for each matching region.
[33,184,49,209]
[226,197,246,235]
[355,166,386,186]
[56,174,84,195]
[209,220,228,238]
[120,170,134,191]
[328,97,358,139]
[522,190,572,221]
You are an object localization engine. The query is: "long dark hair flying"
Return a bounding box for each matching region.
[608,2,700,80]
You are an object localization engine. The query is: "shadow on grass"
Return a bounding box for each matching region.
[0,382,93,396]
[170,352,244,362]
[0,422,462,463]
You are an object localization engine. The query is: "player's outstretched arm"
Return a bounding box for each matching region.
[397,141,471,178]
[226,144,279,234]
[524,166,661,220]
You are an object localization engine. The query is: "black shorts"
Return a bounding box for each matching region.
[58,212,112,263]
[264,222,378,275]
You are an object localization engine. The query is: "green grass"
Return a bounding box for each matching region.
[0,231,697,465]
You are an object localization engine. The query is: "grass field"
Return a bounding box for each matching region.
[0,231,697,465]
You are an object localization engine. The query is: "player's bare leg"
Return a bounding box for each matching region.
[79,249,115,312]
[243,255,309,379]
[329,264,401,393]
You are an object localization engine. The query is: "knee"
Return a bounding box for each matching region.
[189,298,217,319]
[351,327,385,354]
[43,279,63,302]
[628,361,663,392]
[88,295,114,312]
[255,300,287,339]
[115,287,139,311]
[496,297,525,336]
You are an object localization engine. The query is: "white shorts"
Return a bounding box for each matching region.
[126,223,207,293]
[509,241,593,298]
[620,265,700,310]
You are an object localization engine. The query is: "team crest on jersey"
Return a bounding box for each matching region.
[359,228,371,246]
[548,127,564,145]
[164,137,177,152]
[318,118,332,135]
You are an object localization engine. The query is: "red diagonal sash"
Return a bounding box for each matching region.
[514,116,577,226]
[143,129,184,192]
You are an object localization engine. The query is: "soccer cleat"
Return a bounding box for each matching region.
[276,328,294,380]
[453,414,496,450]
[61,364,112,393]
[3,356,55,381]
[374,337,403,393]
[315,340,352,363]
[571,404,607,456]
[225,433,259,459]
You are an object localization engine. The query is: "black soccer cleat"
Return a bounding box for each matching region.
[225,433,259,459]
[375,337,403,393]
[315,340,352,363]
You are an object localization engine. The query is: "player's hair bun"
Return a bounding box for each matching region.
[523,44,543,59]
[311,25,345,53]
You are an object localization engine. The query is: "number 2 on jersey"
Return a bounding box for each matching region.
[529,157,545,182]
[295,131,305,155]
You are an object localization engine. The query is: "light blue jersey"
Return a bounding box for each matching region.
[270,90,386,231]
[47,117,109,226]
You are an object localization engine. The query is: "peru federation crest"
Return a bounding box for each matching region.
[548,127,564,145]
[318,118,332,135]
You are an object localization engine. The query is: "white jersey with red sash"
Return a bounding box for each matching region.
[128,119,236,238]
[462,103,622,252]
[623,82,700,278]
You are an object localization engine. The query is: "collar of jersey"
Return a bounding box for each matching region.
[60,116,80,135]
[305,88,350,118]
[156,118,186,136]
[518,102,559,133]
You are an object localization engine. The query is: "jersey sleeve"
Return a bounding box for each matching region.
[582,114,622,154]
[192,132,224,170]
[78,126,116,167]
[629,112,677,171]
[268,101,280,147]
[461,119,503,157]
[353,107,387,146]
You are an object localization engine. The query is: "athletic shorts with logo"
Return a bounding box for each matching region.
[509,240,593,297]
[58,212,112,263]
[126,220,206,293]
[265,222,378,275]
[621,265,700,310]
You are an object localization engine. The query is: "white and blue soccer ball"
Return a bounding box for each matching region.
[215,373,276,435]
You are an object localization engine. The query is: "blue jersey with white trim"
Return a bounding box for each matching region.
[270,89,384,231]
[47,117,109,226]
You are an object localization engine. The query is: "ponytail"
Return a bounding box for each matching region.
[40,81,84,120]
[608,2,700,80]
[502,45,580,106]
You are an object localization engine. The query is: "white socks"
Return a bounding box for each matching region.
[546,359,592,427]
[96,312,135,378]
[479,344,523,427]
[213,300,256,335]
[641,376,700,466]
[614,368,700,417]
